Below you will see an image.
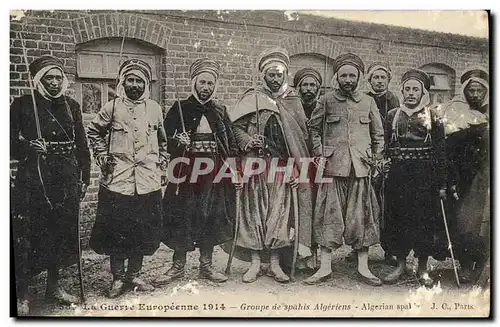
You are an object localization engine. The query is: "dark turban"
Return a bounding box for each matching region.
[189,58,220,80]
[257,48,290,73]
[332,53,365,75]
[119,59,152,83]
[401,69,431,91]
[29,55,64,77]
[460,67,489,85]
[293,67,322,87]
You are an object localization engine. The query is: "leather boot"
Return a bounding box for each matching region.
[269,250,290,283]
[45,266,80,304]
[154,251,186,286]
[199,246,228,283]
[126,255,154,292]
[107,256,126,299]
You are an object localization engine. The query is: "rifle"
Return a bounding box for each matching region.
[18,31,53,210]
[169,62,189,196]
[290,188,300,281]
[244,21,265,157]
[102,28,128,179]
[440,199,461,287]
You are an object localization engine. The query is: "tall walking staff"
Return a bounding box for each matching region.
[314,54,330,268]
[440,199,461,287]
[290,188,300,281]
[225,188,241,275]
[380,40,392,234]
[226,21,254,274]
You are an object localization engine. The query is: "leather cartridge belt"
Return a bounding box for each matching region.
[46,140,76,155]
[387,146,432,160]
[188,133,218,154]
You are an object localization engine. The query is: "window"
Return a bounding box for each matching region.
[75,38,161,117]
[420,63,456,105]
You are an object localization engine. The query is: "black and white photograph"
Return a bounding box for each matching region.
[8,8,490,318]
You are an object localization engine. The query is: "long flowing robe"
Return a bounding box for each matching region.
[11,92,91,286]
[162,96,238,252]
[225,87,314,263]
[441,97,489,266]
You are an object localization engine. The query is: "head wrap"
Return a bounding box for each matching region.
[460,66,489,107]
[293,67,322,87]
[189,58,221,105]
[257,48,290,99]
[116,59,152,104]
[331,53,365,96]
[257,48,290,73]
[293,67,322,105]
[189,58,220,80]
[401,69,431,91]
[461,66,489,85]
[332,53,365,75]
[366,62,392,95]
[398,69,431,116]
[29,55,69,100]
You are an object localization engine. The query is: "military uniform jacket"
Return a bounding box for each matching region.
[308,89,384,177]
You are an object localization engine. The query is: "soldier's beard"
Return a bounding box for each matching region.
[301,92,317,105]
[125,87,145,101]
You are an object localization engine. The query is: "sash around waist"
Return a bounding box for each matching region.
[387,146,432,160]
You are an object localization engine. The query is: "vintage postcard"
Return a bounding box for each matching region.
[9,9,490,318]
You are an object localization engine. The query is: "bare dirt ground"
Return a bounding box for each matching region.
[19,243,490,317]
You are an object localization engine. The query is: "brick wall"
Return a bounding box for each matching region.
[10,10,489,247]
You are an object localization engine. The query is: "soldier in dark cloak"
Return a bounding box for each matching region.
[11,55,91,311]
[155,58,239,285]
[440,66,489,284]
[381,69,448,286]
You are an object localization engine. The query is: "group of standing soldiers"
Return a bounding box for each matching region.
[11,46,489,313]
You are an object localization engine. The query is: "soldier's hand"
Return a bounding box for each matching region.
[174,131,191,147]
[159,156,169,171]
[29,138,47,154]
[233,170,244,190]
[313,156,327,170]
[245,134,264,150]
[95,153,111,168]
[439,188,447,200]
[450,185,459,200]
[234,181,244,190]
[80,182,88,201]
[161,175,168,187]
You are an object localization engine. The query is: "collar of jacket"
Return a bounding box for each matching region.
[35,89,66,105]
[367,90,388,98]
[333,88,362,103]
[188,94,214,110]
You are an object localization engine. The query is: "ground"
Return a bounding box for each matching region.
[17,243,490,317]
